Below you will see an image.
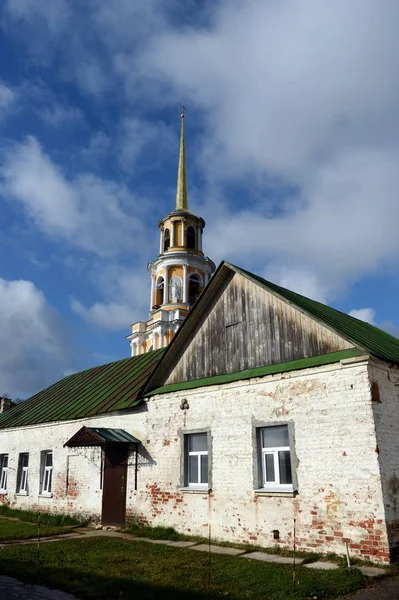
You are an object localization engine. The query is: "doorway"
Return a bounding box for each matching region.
[101,445,128,526]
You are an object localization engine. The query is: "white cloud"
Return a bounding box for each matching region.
[0,83,15,110]
[4,0,399,329]
[0,82,16,119]
[39,103,83,127]
[0,136,151,257]
[348,308,376,324]
[4,0,71,38]
[71,299,134,331]
[3,0,170,97]
[128,0,399,301]
[71,264,150,330]
[117,117,177,170]
[380,321,399,339]
[0,277,72,397]
[201,146,399,300]
[141,0,399,178]
[81,131,111,163]
[262,265,330,304]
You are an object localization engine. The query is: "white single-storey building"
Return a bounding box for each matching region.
[1,262,399,564]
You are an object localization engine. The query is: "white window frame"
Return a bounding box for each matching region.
[41,451,53,496]
[186,433,209,489]
[17,453,29,495]
[0,454,8,493]
[260,426,293,493]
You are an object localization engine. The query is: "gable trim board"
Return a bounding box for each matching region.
[145,262,399,392]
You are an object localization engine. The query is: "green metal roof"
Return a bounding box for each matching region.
[89,428,140,443]
[146,348,365,396]
[228,263,399,364]
[0,349,165,430]
[64,426,140,446]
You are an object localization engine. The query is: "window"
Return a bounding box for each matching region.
[0,454,8,493]
[163,228,170,252]
[17,453,29,494]
[186,226,196,249]
[41,451,53,495]
[185,433,209,488]
[259,426,293,492]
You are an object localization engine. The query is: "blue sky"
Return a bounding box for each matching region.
[1,0,399,398]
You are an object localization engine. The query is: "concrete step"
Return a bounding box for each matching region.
[243,551,304,564]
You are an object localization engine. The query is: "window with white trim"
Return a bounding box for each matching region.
[186,433,209,488]
[17,453,29,494]
[0,454,8,493]
[259,426,293,492]
[41,451,53,495]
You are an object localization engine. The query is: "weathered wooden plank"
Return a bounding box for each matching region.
[164,273,353,385]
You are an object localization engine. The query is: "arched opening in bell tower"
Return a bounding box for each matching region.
[188,273,201,305]
[163,228,170,252]
[187,225,196,250]
[154,276,164,307]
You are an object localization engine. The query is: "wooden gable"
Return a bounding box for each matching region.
[155,268,354,387]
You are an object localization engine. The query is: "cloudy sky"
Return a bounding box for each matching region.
[1,0,399,397]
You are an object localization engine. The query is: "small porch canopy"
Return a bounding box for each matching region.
[64,426,140,447]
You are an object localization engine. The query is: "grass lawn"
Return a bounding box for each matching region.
[0,536,366,600]
[0,504,84,526]
[0,516,74,541]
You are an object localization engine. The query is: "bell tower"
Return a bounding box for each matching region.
[128,111,215,356]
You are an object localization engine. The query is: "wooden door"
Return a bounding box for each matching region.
[101,445,128,526]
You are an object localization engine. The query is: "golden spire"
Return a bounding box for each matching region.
[175,106,188,211]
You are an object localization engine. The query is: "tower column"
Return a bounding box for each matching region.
[171,221,175,247]
[181,219,185,246]
[197,226,202,252]
[183,264,188,303]
[163,266,169,304]
[150,275,155,309]
[159,229,163,255]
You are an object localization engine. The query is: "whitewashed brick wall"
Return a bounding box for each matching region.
[0,411,146,519]
[369,360,399,555]
[0,357,390,562]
